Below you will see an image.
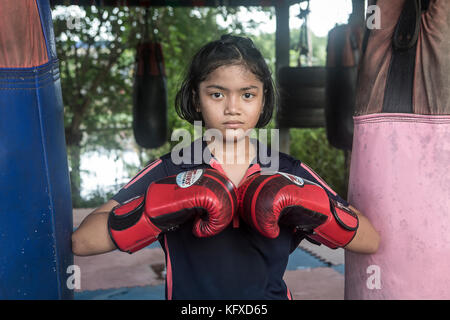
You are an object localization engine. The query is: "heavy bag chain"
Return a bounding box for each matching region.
[296,0,310,67]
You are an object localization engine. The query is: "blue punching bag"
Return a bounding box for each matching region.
[0,0,73,299]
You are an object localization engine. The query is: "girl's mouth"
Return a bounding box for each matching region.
[223,121,244,129]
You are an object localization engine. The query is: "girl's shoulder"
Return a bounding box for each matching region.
[268,149,303,173]
[274,150,344,202]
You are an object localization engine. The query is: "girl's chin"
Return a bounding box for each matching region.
[203,127,255,143]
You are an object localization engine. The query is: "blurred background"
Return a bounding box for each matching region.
[51,1,354,208]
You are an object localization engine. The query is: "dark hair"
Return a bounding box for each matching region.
[175,34,277,128]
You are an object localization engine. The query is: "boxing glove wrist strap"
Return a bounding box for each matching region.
[305,199,359,249]
[108,196,162,254]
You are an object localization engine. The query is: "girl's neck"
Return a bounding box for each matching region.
[206,137,257,166]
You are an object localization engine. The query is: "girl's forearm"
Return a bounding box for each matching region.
[343,206,380,254]
[72,200,119,256]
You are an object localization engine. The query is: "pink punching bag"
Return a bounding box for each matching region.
[345,0,450,299]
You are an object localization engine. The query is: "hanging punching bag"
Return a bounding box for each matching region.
[325,23,363,151]
[132,40,168,149]
[0,0,73,299]
[345,0,450,299]
[277,1,326,129]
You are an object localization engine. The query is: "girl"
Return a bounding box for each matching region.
[72,34,380,300]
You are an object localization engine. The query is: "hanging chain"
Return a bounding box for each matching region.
[296,0,310,67]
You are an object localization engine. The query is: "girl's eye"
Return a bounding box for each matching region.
[243,93,255,99]
[211,92,223,99]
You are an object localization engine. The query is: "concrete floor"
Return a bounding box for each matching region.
[73,208,345,300]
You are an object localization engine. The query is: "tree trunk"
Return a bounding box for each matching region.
[66,128,83,208]
[68,145,82,208]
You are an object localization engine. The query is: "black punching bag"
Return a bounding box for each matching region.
[277,0,326,129]
[277,66,327,128]
[132,41,168,149]
[325,23,362,151]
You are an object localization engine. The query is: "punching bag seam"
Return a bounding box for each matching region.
[353,113,450,125]
[34,66,63,299]
[34,0,62,298]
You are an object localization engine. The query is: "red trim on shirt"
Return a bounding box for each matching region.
[241,163,261,185]
[300,163,337,196]
[209,158,225,174]
[123,159,162,189]
[287,287,293,300]
[164,235,173,300]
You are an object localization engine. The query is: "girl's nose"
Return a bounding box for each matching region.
[224,96,241,114]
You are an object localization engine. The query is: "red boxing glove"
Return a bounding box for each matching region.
[238,171,358,249]
[108,168,237,253]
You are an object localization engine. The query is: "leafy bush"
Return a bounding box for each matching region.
[289,128,349,200]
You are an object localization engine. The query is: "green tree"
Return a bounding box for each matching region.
[53,5,348,206]
[286,25,348,198]
[52,5,257,207]
[53,6,141,207]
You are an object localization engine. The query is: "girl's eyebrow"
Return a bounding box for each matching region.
[205,85,259,91]
[240,86,259,91]
[205,85,228,91]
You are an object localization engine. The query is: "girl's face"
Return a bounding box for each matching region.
[197,64,264,143]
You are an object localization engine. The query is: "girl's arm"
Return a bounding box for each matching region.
[343,205,380,254]
[71,199,119,256]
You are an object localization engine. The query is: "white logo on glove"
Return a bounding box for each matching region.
[176,169,204,188]
[279,172,304,187]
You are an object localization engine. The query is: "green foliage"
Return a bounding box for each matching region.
[289,128,348,200]
[252,32,276,74]
[285,24,347,198]
[53,6,254,207]
[53,6,348,207]
[81,187,117,208]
